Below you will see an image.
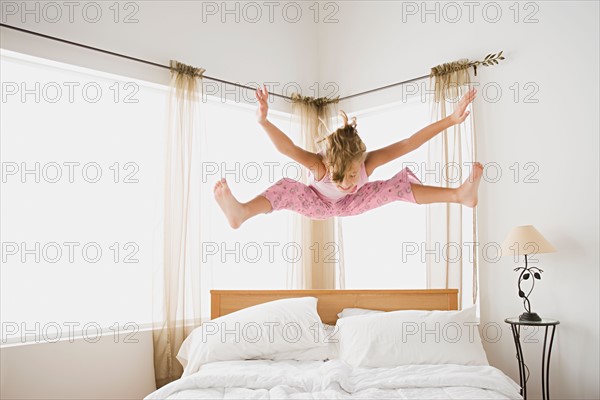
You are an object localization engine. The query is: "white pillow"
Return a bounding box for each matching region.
[337,308,385,319]
[336,306,489,368]
[271,324,337,361]
[177,297,328,376]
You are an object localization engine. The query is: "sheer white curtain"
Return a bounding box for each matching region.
[426,59,479,309]
[152,60,205,388]
[287,94,344,289]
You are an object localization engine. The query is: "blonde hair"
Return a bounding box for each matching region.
[318,111,367,183]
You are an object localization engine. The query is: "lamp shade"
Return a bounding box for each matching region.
[501,225,556,257]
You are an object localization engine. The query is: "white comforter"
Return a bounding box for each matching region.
[145,359,522,399]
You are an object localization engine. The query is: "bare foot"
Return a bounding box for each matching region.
[458,162,484,208]
[213,178,246,229]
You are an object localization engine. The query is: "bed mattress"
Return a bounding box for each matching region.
[145,358,522,399]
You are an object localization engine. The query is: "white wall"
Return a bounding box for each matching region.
[1,1,598,399]
[319,2,599,399]
[1,330,156,400]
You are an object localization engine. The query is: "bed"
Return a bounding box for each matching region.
[145,289,522,399]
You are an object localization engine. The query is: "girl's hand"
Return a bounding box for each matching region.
[450,88,477,125]
[255,84,269,124]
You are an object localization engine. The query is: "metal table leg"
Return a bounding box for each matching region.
[541,325,557,400]
[511,324,527,399]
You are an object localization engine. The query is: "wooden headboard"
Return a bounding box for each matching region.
[211,289,458,325]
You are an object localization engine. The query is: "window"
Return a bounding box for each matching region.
[0,49,297,344]
[1,50,166,343]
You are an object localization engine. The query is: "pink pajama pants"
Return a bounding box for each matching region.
[260,167,422,220]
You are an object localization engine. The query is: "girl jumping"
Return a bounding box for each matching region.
[214,85,483,229]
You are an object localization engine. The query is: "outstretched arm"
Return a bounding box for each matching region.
[255,85,327,179]
[255,85,293,153]
[365,88,476,176]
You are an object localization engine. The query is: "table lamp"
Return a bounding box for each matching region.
[501,225,556,321]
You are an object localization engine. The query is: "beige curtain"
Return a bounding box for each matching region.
[286,94,345,289]
[426,59,479,309]
[152,60,205,389]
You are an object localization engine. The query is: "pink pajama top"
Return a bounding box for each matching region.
[308,152,369,202]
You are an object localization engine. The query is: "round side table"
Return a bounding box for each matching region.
[504,318,560,400]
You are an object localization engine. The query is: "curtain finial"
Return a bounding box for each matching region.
[430,51,505,78]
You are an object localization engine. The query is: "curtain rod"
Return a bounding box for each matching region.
[1,23,446,103]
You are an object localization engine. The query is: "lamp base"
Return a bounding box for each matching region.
[519,312,542,322]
